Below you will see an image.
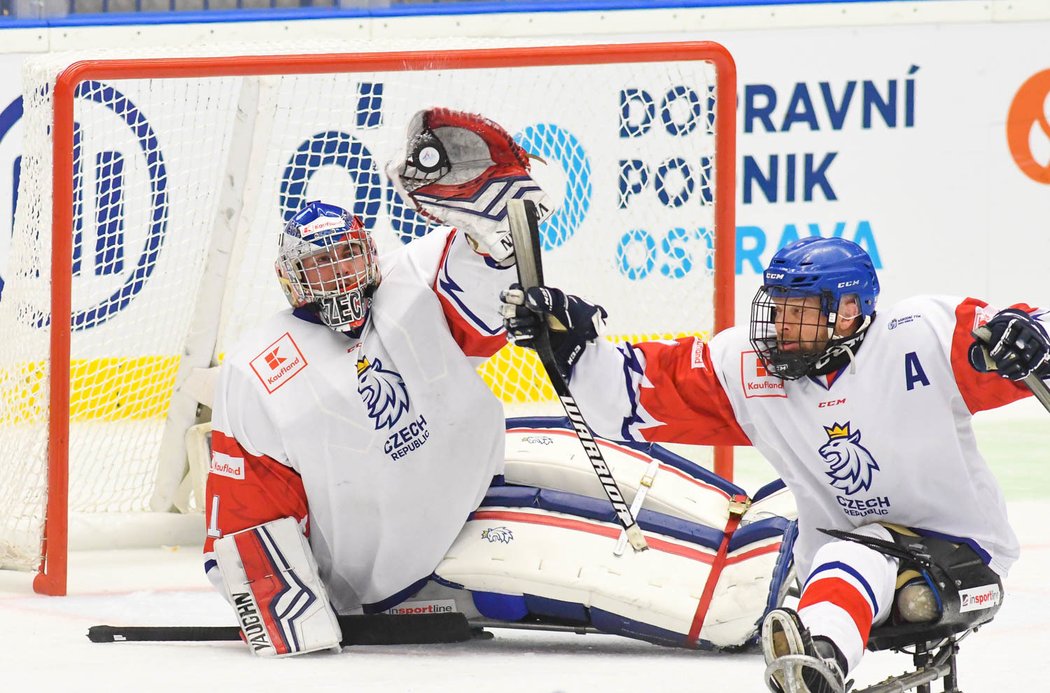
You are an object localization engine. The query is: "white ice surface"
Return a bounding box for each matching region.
[1,499,1046,692]
[3,407,1047,691]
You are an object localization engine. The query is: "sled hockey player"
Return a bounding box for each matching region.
[202,108,795,657]
[502,236,1042,691]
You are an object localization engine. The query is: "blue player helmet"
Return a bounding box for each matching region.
[276,200,380,334]
[749,237,879,380]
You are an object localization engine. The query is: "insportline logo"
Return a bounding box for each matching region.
[959,584,1001,613]
[384,599,457,616]
[251,333,308,394]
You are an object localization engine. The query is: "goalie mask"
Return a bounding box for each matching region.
[749,237,879,380]
[276,200,380,335]
[386,107,553,264]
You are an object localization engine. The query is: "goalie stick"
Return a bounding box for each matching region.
[87,616,599,645]
[506,198,647,552]
[88,612,484,646]
[972,325,1050,413]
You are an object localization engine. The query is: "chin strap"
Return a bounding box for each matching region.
[811,314,874,376]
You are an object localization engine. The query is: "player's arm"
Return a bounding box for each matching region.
[431,226,517,359]
[502,285,750,446]
[204,370,341,656]
[954,298,1048,412]
[387,107,553,360]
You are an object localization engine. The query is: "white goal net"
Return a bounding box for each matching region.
[0,42,735,592]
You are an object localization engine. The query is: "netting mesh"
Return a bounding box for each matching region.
[0,44,727,571]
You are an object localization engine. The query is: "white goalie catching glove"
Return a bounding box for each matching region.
[387,107,554,265]
[213,516,342,656]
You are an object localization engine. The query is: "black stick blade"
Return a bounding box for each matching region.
[88,612,479,646]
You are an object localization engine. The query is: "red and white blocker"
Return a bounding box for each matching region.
[213,517,343,657]
[797,523,898,673]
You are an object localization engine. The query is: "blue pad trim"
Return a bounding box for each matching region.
[729,516,792,552]
[472,591,529,621]
[525,594,589,624]
[752,478,787,502]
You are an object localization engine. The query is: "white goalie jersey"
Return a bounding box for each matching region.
[204,227,511,612]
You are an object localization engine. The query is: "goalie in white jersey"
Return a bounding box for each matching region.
[203,108,551,655]
[203,108,798,658]
[502,236,1047,692]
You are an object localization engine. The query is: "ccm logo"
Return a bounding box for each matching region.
[818,399,846,408]
[837,280,861,288]
[766,272,785,280]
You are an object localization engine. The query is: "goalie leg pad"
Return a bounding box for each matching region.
[434,485,794,649]
[503,417,799,531]
[214,517,342,656]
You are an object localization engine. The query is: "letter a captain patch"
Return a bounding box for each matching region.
[904,351,930,391]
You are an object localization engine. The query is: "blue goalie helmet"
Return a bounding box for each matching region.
[276,200,380,334]
[749,237,879,380]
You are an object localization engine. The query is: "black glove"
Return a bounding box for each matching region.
[968,308,1050,381]
[500,284,607,378]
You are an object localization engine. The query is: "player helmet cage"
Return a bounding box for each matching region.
[276,201,380,334]
[749,237,880,380]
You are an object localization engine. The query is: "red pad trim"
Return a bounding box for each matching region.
[798,576,874,643]
[233,529,291,655]
[473,509,715,564]
[686,494,748,646]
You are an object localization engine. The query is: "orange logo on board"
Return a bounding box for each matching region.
[1006,70,1050,184]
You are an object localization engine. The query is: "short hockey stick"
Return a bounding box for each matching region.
[507,198,647,552]
[972,326,1050,413]
[88,612,482,646]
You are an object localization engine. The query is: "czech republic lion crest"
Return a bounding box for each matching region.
[357,356,410,430]
[481,526,514,544]
[818,422,880,495]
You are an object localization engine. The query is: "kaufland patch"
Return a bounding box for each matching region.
[209,451,245,480]
[250,332,308,394]
[691,336,707,369]
[741,350,786,398]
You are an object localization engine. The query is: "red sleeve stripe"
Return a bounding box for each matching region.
[951,298,1032,414]
[432,230,507,359]
[635,338,751,446]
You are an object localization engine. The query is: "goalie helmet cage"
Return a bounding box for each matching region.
[0,41,736,596]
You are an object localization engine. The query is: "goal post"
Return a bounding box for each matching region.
[0,42,737,596]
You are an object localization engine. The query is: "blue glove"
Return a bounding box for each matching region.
[969,308,1050,381]
[500,284,607,378]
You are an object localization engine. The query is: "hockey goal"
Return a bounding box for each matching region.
[0,41,736,595]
